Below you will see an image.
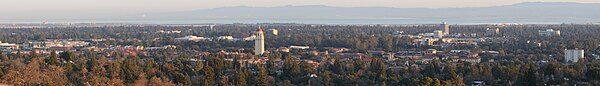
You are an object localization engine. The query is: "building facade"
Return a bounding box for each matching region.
[0,41,19,51]
[271,29,278,35]
[255,26,265,55]
[565,49,584,63]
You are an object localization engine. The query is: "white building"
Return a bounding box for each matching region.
[218,36,235,40]
[565,49,584,63]
[175,35,205,41]
[433,30,443,38]
[255,27,265,55]
[0,41,19,50]
[289,46,310,49]
[271,29,278,35]
[539,29,561,37]
[243,35,256,41]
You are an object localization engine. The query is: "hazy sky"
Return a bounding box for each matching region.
[1,0,599,20]
[2,0,600,13]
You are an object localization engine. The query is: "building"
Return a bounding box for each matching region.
[28,40,90,49]
[539,29,561,37]
[0,41,19,51]
[326,47,351,53]
[217,36,235,40]
[277,47,290,52]
[413,38,437,46]
[440,22,450,35]
[243,35,256,41]
[485,28,500,36]
[271,29,278,35]
[290,46,310,49]
[175,35,206,41]
[565,49,584,63]
[433,30,443,38]
[157,30,181,34]
[255,26,265,55]
[424,49,437,55]
[396,50,424,59]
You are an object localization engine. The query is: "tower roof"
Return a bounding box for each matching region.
[258,26,263,32]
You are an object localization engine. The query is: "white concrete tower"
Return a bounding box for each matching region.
[255,26,265,55]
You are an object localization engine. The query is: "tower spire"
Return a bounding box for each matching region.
[258,26,263,32]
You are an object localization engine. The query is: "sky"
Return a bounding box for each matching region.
[1,0,599,21]
[2,0,600,13]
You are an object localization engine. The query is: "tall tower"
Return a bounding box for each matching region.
[441,22,449,35]
[255,26,265,55]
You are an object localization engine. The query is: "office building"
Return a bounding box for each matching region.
[565,49,584,63]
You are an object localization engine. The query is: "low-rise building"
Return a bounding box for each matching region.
[326,47,350,53]
[277,47,290,52]
[290,46,310,49]
[175,35,206,41]
[539,29,561,37]
[243,35,256,41]
[218,36,235,40]
[0,41,19,51]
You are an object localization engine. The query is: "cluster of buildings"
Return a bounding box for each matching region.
[398,22,484,47]
[0,41,19,52]
[539,29,561,37]
[28,39,90,49]
[175,28,278,42]
[175,35,255,41]
[240,24,485,64]
[392,49,483,63]
[0,39,92,54]
[0,38,181,57]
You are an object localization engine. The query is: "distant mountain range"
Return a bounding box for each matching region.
[144,2,600,20]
